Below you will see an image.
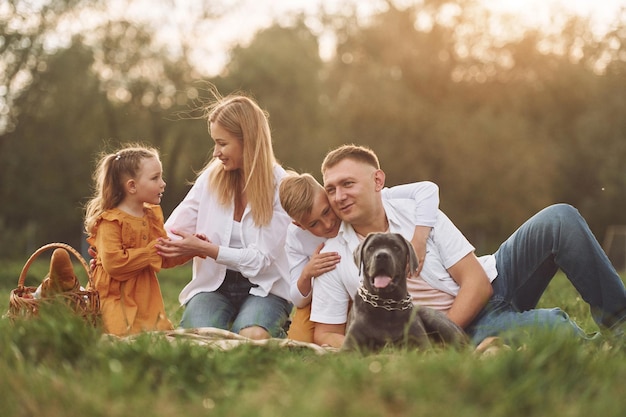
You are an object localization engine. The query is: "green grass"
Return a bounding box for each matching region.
[0,259,624,417]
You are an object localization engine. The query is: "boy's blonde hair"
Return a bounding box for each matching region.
[279,172,324,223]
[84,144,160,235]
[201,89,277,227]
[321,144,380,174]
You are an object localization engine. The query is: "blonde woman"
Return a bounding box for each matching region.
[157,90,292,340]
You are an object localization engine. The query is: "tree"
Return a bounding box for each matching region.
[212,19,329,176]
[2,0,626,258]
[0,16,211,257]
[319,0,621,249]
[82,18,210,217]
[0,0,87,134]
[320,1,549,247]
[0,0,236,257]
[0,41,108,255]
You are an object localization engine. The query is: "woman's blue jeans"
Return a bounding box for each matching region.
[467,204,626,344]
[179,270,292,338]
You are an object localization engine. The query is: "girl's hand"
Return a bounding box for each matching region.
[88,246,98,272]
[194,233,208,241]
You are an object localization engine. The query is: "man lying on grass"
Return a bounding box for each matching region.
[311,144,626,348]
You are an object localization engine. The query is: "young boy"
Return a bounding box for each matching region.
[279,171,440,343]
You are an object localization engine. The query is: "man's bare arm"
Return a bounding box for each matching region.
[313,322,346,348]
[446,253,493,329]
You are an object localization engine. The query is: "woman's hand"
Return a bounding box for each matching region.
[156,230,216,259]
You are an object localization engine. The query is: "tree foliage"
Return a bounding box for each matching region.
[1,0,626,258]
[213,18,329,175]
[0,0,87,133]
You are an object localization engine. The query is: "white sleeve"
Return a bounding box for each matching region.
[433,211,475,269]
[381,181,439,227]
[418,211,477,296]
[285,231,312,308]
[164,172,205,236]
[310,261,353,325]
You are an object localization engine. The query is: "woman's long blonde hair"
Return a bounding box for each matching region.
[202,90,277,226]
[84,145,160,235]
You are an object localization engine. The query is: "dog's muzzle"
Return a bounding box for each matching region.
[369,250,396,288]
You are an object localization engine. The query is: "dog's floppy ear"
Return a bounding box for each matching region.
[353,241,363,275]
[353,233,374,275]
[402,235,419,276]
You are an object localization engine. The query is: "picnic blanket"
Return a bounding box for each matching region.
[103,328,504,356]
[106,327,336,354]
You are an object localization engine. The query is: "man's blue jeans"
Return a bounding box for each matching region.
[467,204,626,344]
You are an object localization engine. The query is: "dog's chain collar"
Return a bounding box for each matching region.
[357,286,413,311]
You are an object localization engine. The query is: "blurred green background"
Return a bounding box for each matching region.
[2,0,626,267]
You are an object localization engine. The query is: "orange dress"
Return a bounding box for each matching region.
[87,204,189,336]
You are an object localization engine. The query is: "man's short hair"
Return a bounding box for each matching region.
[279,171,324,223]
[321,144,380,174]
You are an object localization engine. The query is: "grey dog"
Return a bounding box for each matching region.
[342,232,468,353]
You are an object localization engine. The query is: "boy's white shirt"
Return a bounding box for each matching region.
[285,225,326,307]
[285,181,440,308]
[309,199,498,325]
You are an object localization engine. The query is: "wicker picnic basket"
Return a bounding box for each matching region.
[6,242,100,325]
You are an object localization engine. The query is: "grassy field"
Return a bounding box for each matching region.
[0,258,624,417]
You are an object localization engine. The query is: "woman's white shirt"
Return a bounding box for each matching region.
[165,164,292,305]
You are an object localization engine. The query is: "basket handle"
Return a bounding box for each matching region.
[17,243,92,289]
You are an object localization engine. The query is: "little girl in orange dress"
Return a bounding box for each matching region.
[84,145,190,336]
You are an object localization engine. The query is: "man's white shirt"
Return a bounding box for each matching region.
[284,182,440,307]
[310,199,498,325]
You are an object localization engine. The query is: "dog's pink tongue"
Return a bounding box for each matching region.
[373,276,392,288]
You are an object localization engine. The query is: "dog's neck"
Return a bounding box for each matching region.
[357,286,413,311]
